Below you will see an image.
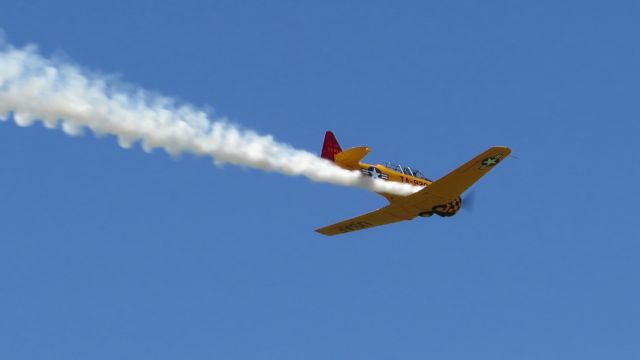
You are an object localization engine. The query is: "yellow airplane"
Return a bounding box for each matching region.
[316,131,511,236]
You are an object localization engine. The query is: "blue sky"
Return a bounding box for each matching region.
[1,0,639,359]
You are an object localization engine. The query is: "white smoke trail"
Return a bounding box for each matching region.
[0,37,421,196]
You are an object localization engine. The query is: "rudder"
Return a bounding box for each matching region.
[320,131,342,162]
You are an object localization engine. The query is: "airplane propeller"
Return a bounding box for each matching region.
[462,190,476,213]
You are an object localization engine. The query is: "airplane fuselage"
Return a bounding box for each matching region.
[354,162,463,217]
[358,162,431,187]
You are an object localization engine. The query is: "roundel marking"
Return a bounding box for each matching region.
[369,167,384,179]
[481,156,500,167]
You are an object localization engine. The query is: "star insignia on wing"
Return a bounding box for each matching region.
[480,156,502,169]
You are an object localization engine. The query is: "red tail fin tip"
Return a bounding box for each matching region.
[320,131,342,162]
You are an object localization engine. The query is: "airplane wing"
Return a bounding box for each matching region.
[315,146,511,236]
[403,146,511,207]
[315,206,413,236]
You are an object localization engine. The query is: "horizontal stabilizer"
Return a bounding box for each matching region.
[334,146,370,169]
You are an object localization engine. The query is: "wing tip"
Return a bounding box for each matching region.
[315,226,338,236]
[493,145,512,155]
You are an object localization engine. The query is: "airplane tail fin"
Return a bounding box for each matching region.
[320,131,343,162]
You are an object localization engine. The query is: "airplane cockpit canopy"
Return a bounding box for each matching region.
[383,162,430,180]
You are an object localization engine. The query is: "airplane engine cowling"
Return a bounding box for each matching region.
[431,197,462,217]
